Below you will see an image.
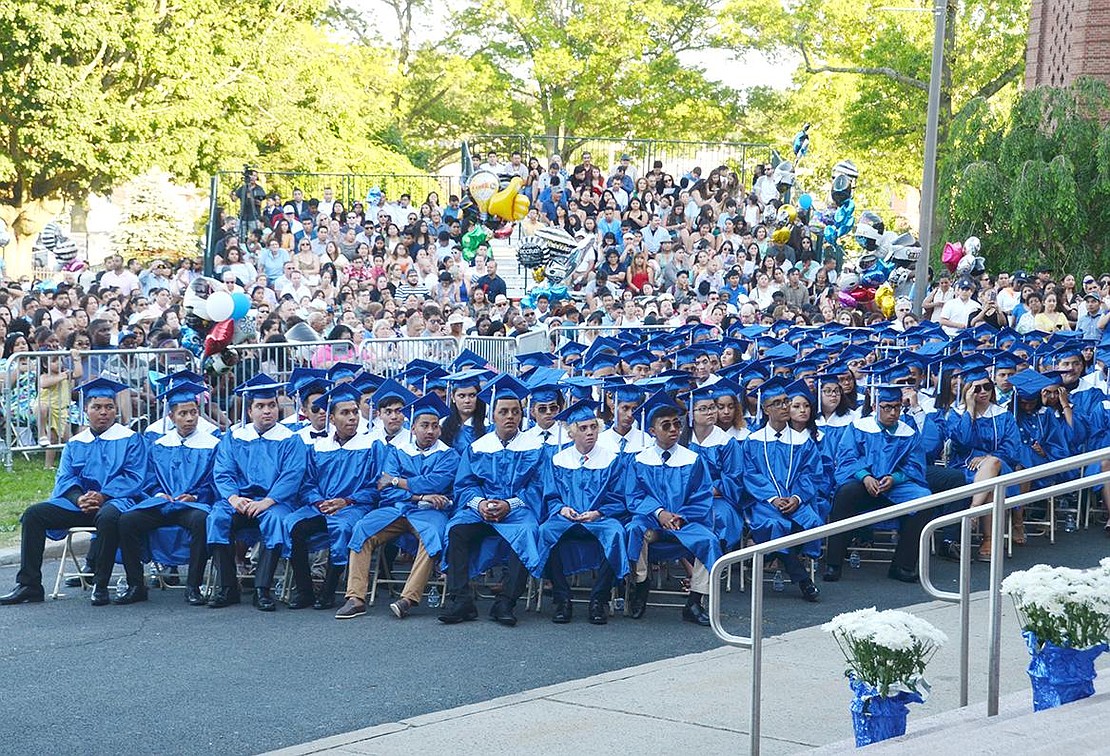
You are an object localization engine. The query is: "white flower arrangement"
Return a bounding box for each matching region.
[823,607,948,698]
[1001,563,1110,650]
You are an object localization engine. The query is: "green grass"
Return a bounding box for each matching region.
[0,456,58,549]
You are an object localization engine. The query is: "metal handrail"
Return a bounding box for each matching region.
[917,463,1110,715]
[707,445,1110,755]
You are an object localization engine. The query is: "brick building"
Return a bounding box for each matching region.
[1026,0,1110,89]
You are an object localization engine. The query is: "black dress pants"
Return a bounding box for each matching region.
[825,481,929,570]
[118,507,209,588]
[446,522,528,603]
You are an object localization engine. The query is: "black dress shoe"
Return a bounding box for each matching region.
[185,587,206,606]
[887,564,919,583]
[437,596,478,624]
[90,588,111,606]
[313,593,338,611]
[682,598,711,626]
[938,539,961,562]
[822,565,842,582]
[798,579,820,603]
[253,588,276,612]
[63,575,84,588]
[287,592,314,610]
[628,580,650,619]
[207,587,241,608]
[588,599,608,625]
[489,597,518,626]
[551,600,573,624]
[112,586,149,605]
[0,584,45,605]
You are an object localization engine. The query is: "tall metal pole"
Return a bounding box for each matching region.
[203,175,219,278]
[913,0,948,316]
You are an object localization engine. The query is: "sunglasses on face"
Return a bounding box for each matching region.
[971,382,993,393]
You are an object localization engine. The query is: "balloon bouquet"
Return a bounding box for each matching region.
[180,277,256,375]
[458,141,530,241]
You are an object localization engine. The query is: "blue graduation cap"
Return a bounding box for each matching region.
[960,367,992,385]
[916,339,949,357]
[523,366,567,389]
[153,369,206,390]
[603,381,646,405]
[763,342,799,361]
[639,390,681,428]
[710,377,742,399]
[405,393,451,422]
[452,348,489,371]
[352,372,386,395]
[756,375,789,403]
[688,322,717,342]
[1008,369,1061,400]
[785,379,813,403]
[421,366,450,393]
[687,383,720,405]
[478,373,530,405]
[673,346,705,369]
[1049,342,1084,362]
[313,383,363,413]
[404,358,441,373]
[582,350,621,372]
[623,349,654,368]
[731,324,769,338]
[560,375,600,401]
[326,362,363,382]
[156,380,206,410]
[554,399,600,426]
[872,384,905,405]
[234,373,284,400]
[444,368,495,390]
[992,352,1022,371]
[557,341,588,361]
[516,351,556,370]
[371,378,416,408]
[840,344,872,364]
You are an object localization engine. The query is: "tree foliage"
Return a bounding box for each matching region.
[939,78,1110,274]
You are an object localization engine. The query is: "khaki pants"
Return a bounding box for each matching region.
[345,518,435,604]
[633,529,710,594]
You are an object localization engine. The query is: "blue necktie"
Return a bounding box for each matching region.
[661,450,672,464]
[619,437,628,453]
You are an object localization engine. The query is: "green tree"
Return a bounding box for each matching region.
[447,0,742,157]
[721,0,1027,224]
[0,0,422,277]
[939,78,1110,275]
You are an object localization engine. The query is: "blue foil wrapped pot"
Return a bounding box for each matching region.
[849,677,924,747]
[1024,630,1108,712]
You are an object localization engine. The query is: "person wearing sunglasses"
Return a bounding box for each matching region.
[625,392,723,626]
[945,367,1021,560]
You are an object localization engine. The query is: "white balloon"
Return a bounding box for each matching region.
[965,236,981,256]
[206,291,234,321]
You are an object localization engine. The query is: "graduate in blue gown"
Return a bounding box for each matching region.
[740,378,823,602]
[143,370,220,440]
[684,383,745,549]
[520,373,570,459]
[366,378,416,447]
[825,385,933,583]
[438,375,545,627]
[281,367,331,433]
[337,393,460,620]
[283,384,378,611]
[291,377,333,445]
[625,392,722,626]
[1,378,147,606]
[440,369,491,452]
[596,383,650,457]
[943,367,1022,558]
[536,400,629,625]
[814,369,857,509]
[118,381,218,606]
[207,374,308,611]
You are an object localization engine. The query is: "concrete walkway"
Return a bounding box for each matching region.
[265,591,1069,755]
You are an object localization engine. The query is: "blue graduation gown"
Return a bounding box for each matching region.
[596,426,651,457]
[625,444,722,570]
[48,424,148,514]
[688,427,745,548]
[143,415,220,442]
[817,412,856,507]
[944,404,1021,483]
[521,423,570,464]
[1016,406,1074,488]
[282,432,378,564]
[445,417,483,453]
[348,438,460,559]
[835,415,932,509]
[208,423,308,549]
[742,425,825,558]
[134,429,220,513]
[535,444,629,579]
[444,430,545,576]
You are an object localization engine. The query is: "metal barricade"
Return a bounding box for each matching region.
[213,340,357,422]
[461,333,551,375]
[554,324,674,343]
[706,445,1110,755]
[359,337,460,377]
[1,347,198,471]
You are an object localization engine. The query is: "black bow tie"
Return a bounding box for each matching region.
[310,430,328,439]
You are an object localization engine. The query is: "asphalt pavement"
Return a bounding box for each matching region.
[0,525,1106,755]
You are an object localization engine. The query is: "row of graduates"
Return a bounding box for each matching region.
[4,317,1105,615]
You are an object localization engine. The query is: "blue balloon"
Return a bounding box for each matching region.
[230,292,251,320]
[798,193,813,211]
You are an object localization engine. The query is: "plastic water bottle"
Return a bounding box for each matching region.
[115,575,128,594]
[427,586,441,608]
[849,550,862,569]
[1064,513,1078,533]
[614,596,625,612]
[771,570,785,592]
